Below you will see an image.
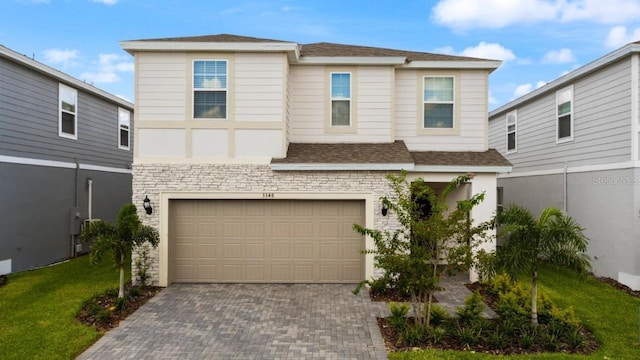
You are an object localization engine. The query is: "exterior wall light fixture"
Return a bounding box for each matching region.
[143,195,153,215]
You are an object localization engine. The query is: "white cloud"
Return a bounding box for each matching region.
[432,0,558,30]
[432,0,640,30]
[605,26,640,48]
[459,42,516,61]
[43,48,79,68]
[80,53,133,84]
[541,48,576,64]
[513,81,547,98]
[92,0,118,5]
[433,46,455,55]
[560,0,640,23]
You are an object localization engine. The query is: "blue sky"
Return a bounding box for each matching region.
[3,0,640,110]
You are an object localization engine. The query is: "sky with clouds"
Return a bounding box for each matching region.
[2,0,640,109]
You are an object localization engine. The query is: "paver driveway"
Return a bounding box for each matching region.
[78,284,388,359]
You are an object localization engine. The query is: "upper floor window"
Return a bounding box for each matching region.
[423,76,454,129]
[556,86,573,142]
[330,72,351,126]
[59,83,77,139]
[506,110,517,153]
[193,60,227,119]
[118,108,130,150]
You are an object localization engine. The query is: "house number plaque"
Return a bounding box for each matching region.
[262,193,275,198]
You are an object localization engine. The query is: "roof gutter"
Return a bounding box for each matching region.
[403,60,502,72]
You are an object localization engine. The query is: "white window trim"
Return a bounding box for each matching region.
[422,75,455,130]
[556,85,574,144]
[506,109,517,153]
[58,83,77,140]
[192,59,228,120]
[330,72,352,127]
[118,107,131,150]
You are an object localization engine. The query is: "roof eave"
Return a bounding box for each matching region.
[0,45,133,108]
[403,60,502,72]
[270,163,415,171]
[119,41,300,57]
[295,56,407,65]
[412,165,513,173]
[490,43,640,118]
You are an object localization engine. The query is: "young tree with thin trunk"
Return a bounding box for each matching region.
[354,171,491,326]
[81,204,159,298]
[495,205,591,326]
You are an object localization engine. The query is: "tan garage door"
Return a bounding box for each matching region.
[169,199,365,283]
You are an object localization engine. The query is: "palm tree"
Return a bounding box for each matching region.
[82,204,159,298]
[495,205,591,326]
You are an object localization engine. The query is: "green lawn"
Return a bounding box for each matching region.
[390,263,640,359]
[0,256,129,360]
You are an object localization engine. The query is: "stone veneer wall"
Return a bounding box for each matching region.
[132,163,401,285]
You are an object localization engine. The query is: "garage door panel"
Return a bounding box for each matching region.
[170,199,364,283]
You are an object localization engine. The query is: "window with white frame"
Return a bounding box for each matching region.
[59,83,77,139]
[506,110,517,153]
[330,72,351,126]
[556,86,573,141]
[118,108,130,150]
[193,60,227,119]
[423,76,454,129]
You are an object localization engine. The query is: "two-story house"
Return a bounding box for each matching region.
[489,42,640,290]
[0,45,134,274]
[120,34,510,287]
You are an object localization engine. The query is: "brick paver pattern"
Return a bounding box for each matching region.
[78,284,389,360]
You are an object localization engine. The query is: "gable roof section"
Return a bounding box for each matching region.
[490,42,640,118]
[0,45,133,109]
[271,142,512,173]
[120,34,501,70]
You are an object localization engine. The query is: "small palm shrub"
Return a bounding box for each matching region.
[429,304,449,326]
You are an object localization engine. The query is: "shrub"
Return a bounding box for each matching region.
[87,301,102,316]
[456,290,485,324]
[114,297,128,312]
[399,322,430,347]
[496,291,528,320]
[105,287,119,298]
[455,321,484,348]
[388,302,410,330]
[567,327,585,351]
[368,277,390,296]
[519,324,538,349]
[429,304,449,326]
[475,249,497,283]
[128,287,141,298]
[135,245,152,286]
[488,273,514,296]
[428,326,446,345]
[97,309,111,323]
[487,329,508,350]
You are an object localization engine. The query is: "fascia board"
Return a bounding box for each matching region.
[490,43,640,118]
[296,56,407,65]
[412,165,513,173]
[0,45,133,109]
[270,163,415,171]
[120,41,300,54]
[403,60,502,72]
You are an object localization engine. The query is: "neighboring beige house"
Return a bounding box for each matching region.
[120,34,510,287]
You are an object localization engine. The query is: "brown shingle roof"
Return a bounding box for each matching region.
[411,149,512,167]
[127,34,293,43]
[300,42,490,62]
[124,34,495,62]
[271,141,414,164]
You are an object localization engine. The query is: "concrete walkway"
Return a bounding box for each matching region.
[78,284,388,360]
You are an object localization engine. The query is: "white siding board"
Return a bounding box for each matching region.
[136,52,186,122]
[234,53,284,121]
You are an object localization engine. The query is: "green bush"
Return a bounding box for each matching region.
[455,321,484,348]
[429,304,449,326]
[128,287,141,298]
[105,287,119,298]
[368,277,390,296]
[488,273,514,296]
[97,309,111,323]
[519,324,538,349]
[388,302,409,330]
[487,329,508,350]
[114,297,127,312]
[455,290,485,324]
[428,326,446,345]
[567,327,585,351]
[399,322,430,347]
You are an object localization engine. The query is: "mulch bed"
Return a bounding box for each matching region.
[369,288,437,303]
[76,283,162,332]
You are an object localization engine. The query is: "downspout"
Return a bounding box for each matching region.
[87,178,93,221]
[72,159,80,257]
[563,163,568,213]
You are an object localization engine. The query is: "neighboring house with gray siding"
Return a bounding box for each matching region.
[488,42,640,290]
[0,45,134,274]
